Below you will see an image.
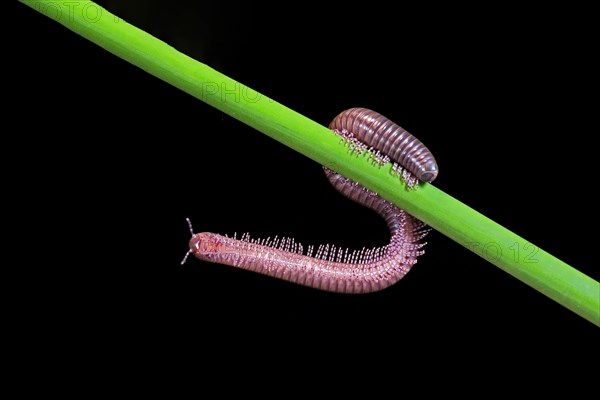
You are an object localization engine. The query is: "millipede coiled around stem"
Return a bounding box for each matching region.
[329,107,438,183]
[183,107,438,294]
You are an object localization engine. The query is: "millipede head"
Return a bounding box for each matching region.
[181,217,220,264]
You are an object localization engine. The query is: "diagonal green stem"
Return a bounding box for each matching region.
[20,0,600,326]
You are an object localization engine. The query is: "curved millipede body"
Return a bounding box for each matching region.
[183,108,437,293]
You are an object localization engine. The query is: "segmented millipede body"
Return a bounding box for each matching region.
[182,108,438,294]
[329,108,438,183]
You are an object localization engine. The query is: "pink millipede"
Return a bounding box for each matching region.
[182,107,438,294]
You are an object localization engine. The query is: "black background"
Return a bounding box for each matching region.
[15,0,597,374]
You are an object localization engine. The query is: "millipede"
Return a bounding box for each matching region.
[182,107,438,294]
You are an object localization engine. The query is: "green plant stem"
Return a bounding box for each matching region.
[20,0,600,326]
